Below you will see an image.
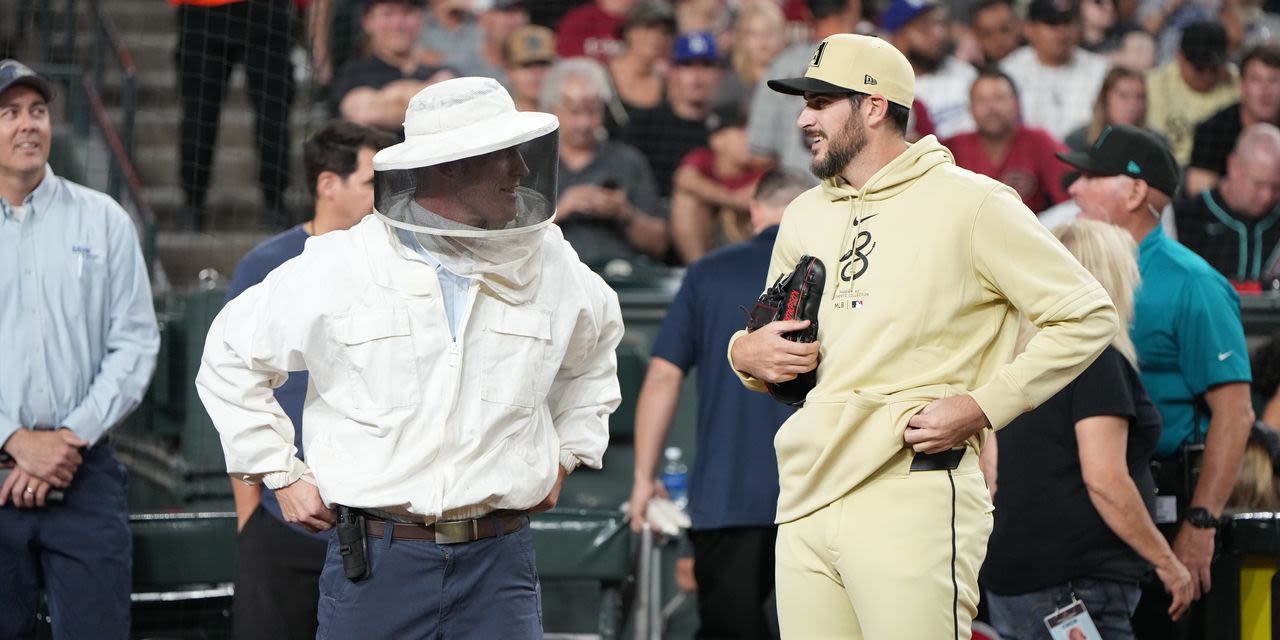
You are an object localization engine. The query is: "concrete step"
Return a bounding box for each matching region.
[135,146,268,193]
[99,64,324,109]
[85,31,176,75]
[145,184,311,231]
[97,2,181,36]
[155,229,274,290]
[115,103,325,153]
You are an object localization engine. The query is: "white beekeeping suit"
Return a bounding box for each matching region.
[197,77,623,522]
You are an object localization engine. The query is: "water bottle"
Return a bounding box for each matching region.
[659,446,689,510]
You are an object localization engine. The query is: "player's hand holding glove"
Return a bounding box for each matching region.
[744,255,826,407]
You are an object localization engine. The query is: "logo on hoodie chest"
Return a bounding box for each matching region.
[832,214,876,309]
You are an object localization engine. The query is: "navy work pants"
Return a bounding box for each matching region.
[0,442,131,640]
[317,514,543,639]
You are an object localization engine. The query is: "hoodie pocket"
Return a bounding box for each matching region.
[847,383,966,478]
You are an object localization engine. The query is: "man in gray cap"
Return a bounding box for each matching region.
[0,59,160,640]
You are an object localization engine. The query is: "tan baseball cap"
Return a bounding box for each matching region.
[505,25,556,66]
[767,34,915,108]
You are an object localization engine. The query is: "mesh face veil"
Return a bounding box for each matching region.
[374,77,559,237]
[372,77,561,302]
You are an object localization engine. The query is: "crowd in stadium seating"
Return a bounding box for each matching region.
[169,0,1280,637]
[283,0,1280,283]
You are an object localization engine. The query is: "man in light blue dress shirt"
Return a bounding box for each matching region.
[0,60,160,640]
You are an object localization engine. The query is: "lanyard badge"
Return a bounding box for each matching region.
[1043,597,1102,640]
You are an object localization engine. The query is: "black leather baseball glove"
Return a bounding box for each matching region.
[744,255,825,407]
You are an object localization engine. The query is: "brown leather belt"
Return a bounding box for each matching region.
[364,512,528,545]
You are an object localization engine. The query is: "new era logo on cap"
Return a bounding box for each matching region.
[864,75,877,85]
[1126,160,1141,174]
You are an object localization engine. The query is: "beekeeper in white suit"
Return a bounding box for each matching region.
[196,76,623,638]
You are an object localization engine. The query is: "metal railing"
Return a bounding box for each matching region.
[22,0,156,267]
[85,0,139,200]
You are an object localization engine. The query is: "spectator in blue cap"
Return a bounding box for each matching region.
[621,31,724,200]
[882,0,979,138]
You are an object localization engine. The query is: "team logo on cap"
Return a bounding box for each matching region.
[810,42,827,67]
[864,75,878,85]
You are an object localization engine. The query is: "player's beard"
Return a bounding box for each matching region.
[811,108,868,180]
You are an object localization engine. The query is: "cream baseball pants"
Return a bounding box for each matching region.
[775,448,993,639]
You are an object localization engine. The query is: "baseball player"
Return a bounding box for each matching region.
[728,34,1119,638]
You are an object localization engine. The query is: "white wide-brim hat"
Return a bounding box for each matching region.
[373,76,559,171]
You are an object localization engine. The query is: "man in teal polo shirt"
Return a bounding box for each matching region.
[1060,125,1256,640]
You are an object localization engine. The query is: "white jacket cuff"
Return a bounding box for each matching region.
[261,457,311,490]
[559,450,582,474]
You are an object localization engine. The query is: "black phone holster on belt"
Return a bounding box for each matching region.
[335,505,370,582]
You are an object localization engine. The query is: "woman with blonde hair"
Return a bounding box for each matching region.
[1227,331,1280,512]
[1064,67,1168,154]
[713,1,786,111]
[982,220,1194,639]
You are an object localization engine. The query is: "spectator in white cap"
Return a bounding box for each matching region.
[197,76,623,639]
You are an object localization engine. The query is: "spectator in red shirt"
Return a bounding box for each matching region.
[556,0,638,60]
[670,103,767,264]
[944,67,1071,213]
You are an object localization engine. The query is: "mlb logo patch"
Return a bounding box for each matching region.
[852,300,864,308]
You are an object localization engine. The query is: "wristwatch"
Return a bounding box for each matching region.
[1185,507,1221,529]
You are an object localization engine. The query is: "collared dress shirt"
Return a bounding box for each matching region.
[0,166,160,445]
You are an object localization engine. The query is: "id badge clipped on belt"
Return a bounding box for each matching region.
[1043,598,1103,640]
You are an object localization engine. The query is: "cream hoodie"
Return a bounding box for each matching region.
[729,136,1118,523]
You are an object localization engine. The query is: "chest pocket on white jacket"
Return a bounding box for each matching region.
[481,305,551,409]
[333,307,421,410]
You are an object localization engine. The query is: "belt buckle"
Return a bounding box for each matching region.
[434,519,476,545]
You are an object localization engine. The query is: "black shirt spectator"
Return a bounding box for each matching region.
[620,103,710,199]
[1187,103,1243,180]
[1185,44,1280,196]
[329,56,449,122]
[328,0,455,134]
[983,347,1163,595]
[620,31,721,199]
